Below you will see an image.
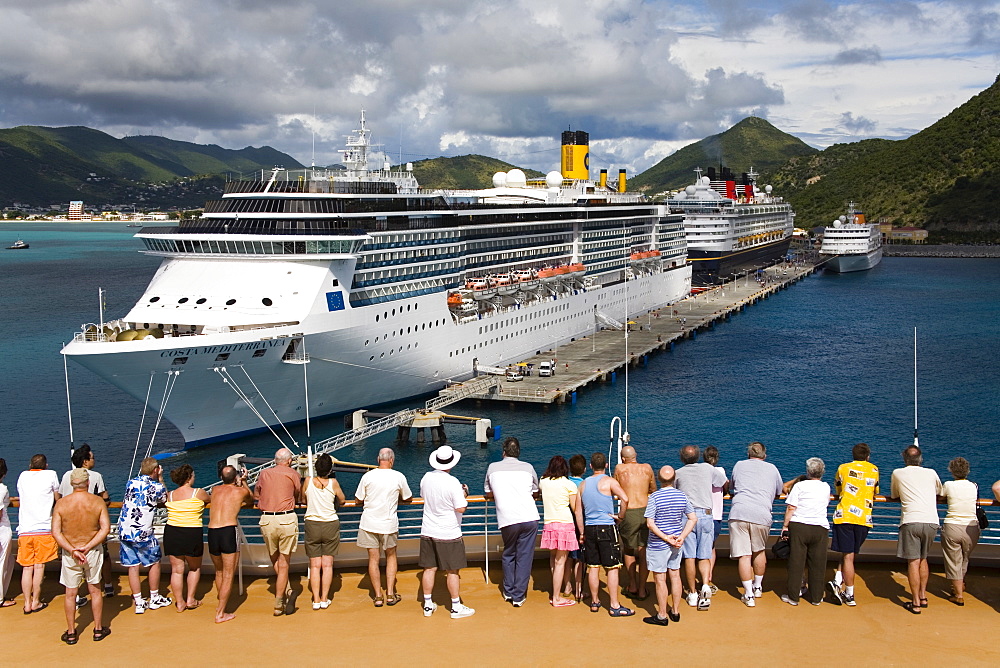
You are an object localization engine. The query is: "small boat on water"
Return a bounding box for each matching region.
[6,238,29,250]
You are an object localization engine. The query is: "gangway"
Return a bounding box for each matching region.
[595,310,625,330]
[216,374,502,488]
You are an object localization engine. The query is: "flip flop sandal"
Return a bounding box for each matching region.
[589,600,601,613]
[919,598,929,608]
[0,599,18,608]
[24,602,48,615]
[903,602,921,615]
[61,630,79,645]
[93,627,111,642]
[386,593,402,607]
[373,596,385,608]
[948,595,965,607]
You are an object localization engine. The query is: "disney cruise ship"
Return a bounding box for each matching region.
[62,117,692,447]
[819,202,883,273]
[668,167,794,284]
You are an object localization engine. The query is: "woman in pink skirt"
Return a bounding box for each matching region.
[539,456,580,607]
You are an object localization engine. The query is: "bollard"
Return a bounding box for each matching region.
[416,427,425,443]
[571,391,577,405]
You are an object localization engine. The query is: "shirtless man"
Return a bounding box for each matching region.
[51,469,111,644]
[613,446,656,599]
[208,465,253,623]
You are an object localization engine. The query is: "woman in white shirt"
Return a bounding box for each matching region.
[940,457,980,606]
[0,459,15,607]
[781,457,831,606]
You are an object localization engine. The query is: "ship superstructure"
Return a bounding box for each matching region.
[668,167,794,284]
[62,119,691,447]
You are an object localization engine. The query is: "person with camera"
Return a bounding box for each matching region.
[208,465,252,623]
[780,458,831,606]
[254,448,301,616]
[118,457,171,614]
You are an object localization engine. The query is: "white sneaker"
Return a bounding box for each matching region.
[149,594,172,610]
[780,594,799,606]
[685,592,699,607]
[423,601,438,617]
[134,598,148,614]
[741,593,756,608]
[752,585,763,598]
[827,581,844,605]
[450,603,476,619]
[842,592,857,607]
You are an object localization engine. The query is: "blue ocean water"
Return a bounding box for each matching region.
[2,222,999,498]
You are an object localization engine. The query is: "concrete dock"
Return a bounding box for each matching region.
[469,261,820,405]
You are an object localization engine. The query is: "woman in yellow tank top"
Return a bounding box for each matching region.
[165,464,210,612]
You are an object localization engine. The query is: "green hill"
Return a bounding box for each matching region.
[0,126,302,208]
[407,155,544,189]
[774,74,1000,233]
[629,116,818,194]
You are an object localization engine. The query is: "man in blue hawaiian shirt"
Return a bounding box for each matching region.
[118,457,171,614]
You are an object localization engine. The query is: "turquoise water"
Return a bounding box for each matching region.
[2,222,999,497]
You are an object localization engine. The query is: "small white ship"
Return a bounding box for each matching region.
[819,202,882,273]
[62,117,692,448]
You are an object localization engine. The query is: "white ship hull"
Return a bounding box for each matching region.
[822,247,883,273]
[65,265,690,447]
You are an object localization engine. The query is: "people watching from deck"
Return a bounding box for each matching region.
[728,442,783,607]
[207,465,252,623]
[51,468,111,644]
[613,445,655,601]
[17,454,61,615]
[643,465,697,627]
[301,453,345,611]
[254,448,301,616]
[703,446,728,593]
[781,458,831,606]
[829,443,879,606]
[420,445,474,619]
[59,444,113,604]
[940,457,980,606]
[0,459,15,609]
[538,455,579,607]
[675,445,726,610]
[118,457,170,614]
[355,447,412,608]
[576,452,632,616]
[484,437,540,607]
[565,454,588,601]
[889,445,943,614]
[164,464,209,613]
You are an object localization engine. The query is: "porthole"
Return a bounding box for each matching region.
[215,353,230,362]
[376,314,380,322]
[407,304,411,311]
[392,308,396,316]
[369,356,375,361]
[253,349,266,358]
[178,297,189,304]
[226,299,237,306]
[407,327,411,334]
[149,297,160,303]
[384,311,388,320]
[380,352,385,358]
[262,298,273,306]
[365,340,369,346]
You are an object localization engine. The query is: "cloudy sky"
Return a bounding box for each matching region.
[2,0,998,174]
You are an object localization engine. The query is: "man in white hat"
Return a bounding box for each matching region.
[419,445,475,619]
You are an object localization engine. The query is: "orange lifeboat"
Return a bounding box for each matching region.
[568,262,586,276]
[555,265,572,275]
[447,292,463,306]
[537,267,557,282]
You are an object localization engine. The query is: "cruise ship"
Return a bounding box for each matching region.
[668,167,794,284]
[61,117,692,448]
[819,202,883,273]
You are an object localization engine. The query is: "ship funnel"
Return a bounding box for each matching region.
[617,169,626,193]
[599,169,608,189]
[560,130,590,180]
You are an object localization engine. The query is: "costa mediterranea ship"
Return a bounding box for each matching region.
[61,117,691,448]
[819,202,883,273]
[668,167,794,284]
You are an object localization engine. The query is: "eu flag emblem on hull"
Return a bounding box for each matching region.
[326,291,345,311]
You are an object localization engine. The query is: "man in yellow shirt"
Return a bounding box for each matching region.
[828,443,879,606]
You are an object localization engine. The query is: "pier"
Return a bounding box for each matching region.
[467,261,820,405]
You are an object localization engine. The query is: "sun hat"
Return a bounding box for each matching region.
[429,445,461,471]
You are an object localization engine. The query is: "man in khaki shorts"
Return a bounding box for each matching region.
[355,448,412,607]
[728,442,783,607]
[51,469,111,644]
[254,448,301,616]
[613,446,655,600]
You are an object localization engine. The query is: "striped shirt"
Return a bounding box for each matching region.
[644,487,693,551]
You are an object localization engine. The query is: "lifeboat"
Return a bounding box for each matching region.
[493,274,518,295]
[511,269,536,281]
[555,265,572,275]
[466,277,493,291]
[447,292,463,307]
[629,252,643,263]
[568,262,586,277]
[537,267,558,282]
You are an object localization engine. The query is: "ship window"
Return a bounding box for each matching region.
[331,279,339,287]
[262,298,273,306]
[196,298,207,304]
[226,299,237,306]
[375,315,380,322]
[414,342,418,348]
[215,353,230,362]
[178,298,189,304]
[149,297,160,303]
[171,357,188,365]
[370,356,375,361]
[253,349,267,358]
